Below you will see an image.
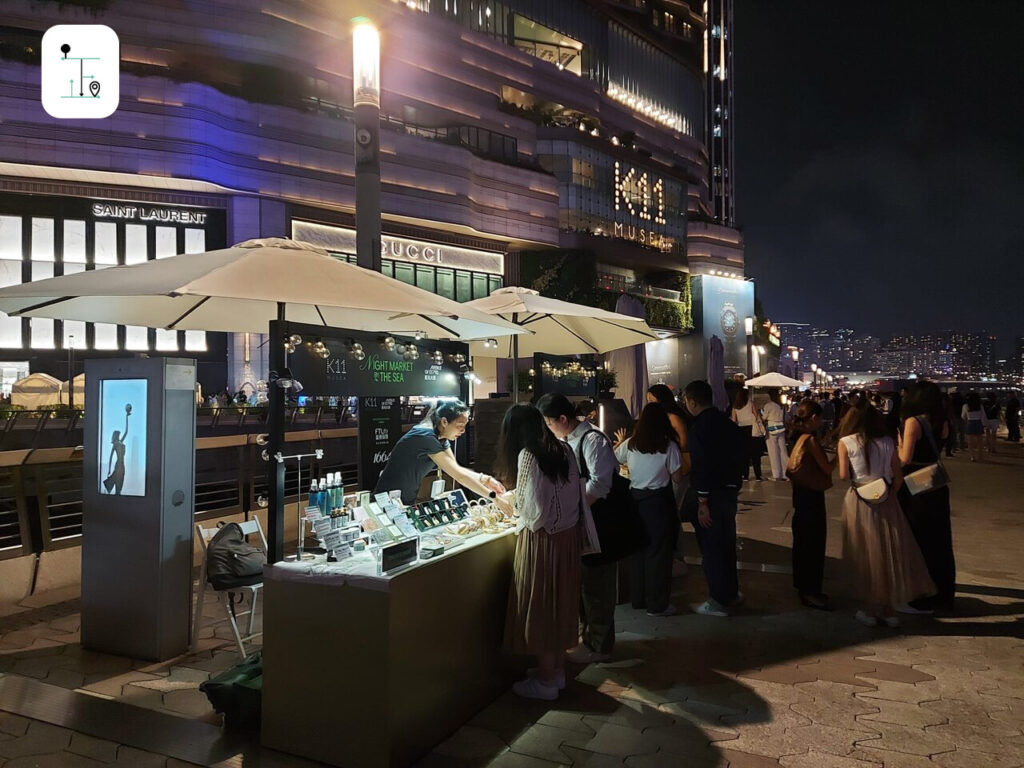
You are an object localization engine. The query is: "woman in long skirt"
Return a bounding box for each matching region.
[837,405,934,627]
[495,404,585,701]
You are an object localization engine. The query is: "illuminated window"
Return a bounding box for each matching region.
[183,229,206,351]
[155,227,176,258]
[125,224,147,265]
[156,329,178,351]
[94,222,117,265]
[64,221,86,263]
[0,217,22,347]
[125,326,148,351]
[513,15,583,76]
[30,262,54,349]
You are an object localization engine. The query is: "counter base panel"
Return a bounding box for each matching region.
[261,533,517,768]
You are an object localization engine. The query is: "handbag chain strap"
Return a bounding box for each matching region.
[915,416,944,467]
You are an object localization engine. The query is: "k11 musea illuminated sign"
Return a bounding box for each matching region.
[614,162,666,225]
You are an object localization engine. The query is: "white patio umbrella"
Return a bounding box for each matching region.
[743,372,805,388]
[464,286,658,400]
[0,238,524,341]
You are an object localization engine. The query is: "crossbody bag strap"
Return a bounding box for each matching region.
[916,415,944,465]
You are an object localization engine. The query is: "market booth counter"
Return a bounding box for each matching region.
[261,527,516,768]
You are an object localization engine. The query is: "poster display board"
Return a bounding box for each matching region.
[97,379,147,496]
[357,396,404,490]
[532,353,599,399]
[691,275,755,378]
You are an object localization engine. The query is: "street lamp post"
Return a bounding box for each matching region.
[353,19,381,272]
[744,316,754,378]
[67,334,75,409]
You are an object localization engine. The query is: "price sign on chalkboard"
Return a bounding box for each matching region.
[357,396,404,490]
[286,325,466,398]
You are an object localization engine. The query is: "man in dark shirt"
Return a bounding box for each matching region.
[683,380,744,617]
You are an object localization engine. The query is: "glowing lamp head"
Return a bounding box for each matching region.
[352,20,380,108]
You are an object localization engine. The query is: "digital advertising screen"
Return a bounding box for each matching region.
[97,378,147,496]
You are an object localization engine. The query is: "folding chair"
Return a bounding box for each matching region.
[192,518,266,658]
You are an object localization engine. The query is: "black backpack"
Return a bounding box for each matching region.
[206,522,266,590]
[576,428,648,566]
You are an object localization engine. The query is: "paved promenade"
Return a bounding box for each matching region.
[0,442,1021,767]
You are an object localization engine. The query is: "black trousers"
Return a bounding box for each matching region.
[692,488,740,606]
[580,560,618,654]
[791,485,827,596]
[739,426,763,480]
[629,487,677,613]
[1008,417,1021,442]
[899,484,956,606]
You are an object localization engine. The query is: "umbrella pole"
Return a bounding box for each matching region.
[268,303,287,563]
[512,312,519,404]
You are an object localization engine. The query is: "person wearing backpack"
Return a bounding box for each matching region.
[538,394,620,663]
[682,380,746,617]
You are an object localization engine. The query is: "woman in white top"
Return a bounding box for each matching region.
[961,391,985,462]
[761,389,789,481]
[495,404,585,701]
[731,388,765,481]
[837,404,934,628]
[614,404,684,617]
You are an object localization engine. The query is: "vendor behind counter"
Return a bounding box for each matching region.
[374,400,506,505]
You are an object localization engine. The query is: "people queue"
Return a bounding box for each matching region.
[482,377,983,700]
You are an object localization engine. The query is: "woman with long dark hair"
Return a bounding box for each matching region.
[496,404,586,701]
[731,388,765,482]
[613,403,684,616]
[898,381,955,612]
[962,392,985,462]
[787,400,834,609]
[838,405,933,627]
[646,384,691,564]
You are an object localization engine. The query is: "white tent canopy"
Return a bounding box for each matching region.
[11,372,62,409]
[743,372,805,388]
[59,373,86,406]
[0,238,526,342]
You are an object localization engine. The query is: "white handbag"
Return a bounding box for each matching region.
[854,477,890,505]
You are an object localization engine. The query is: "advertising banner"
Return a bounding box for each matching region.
[357,396,403,490]
[286,325,466,399]
[692,275,755,378]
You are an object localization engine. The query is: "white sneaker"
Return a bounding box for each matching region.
[566,645,611,665]
[513,676,559,700]
[855,610,878,627]
[895,602,933,615]
[882,616,901,628]
[695,600,729,617]
[647,604,678,617]
[528,667,566,689]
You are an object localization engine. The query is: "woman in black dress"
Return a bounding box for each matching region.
[898,381,955,612]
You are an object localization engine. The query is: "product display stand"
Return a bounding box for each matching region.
[274,448,324,562]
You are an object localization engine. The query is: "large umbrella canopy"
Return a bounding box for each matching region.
[744,372,805,388]
[464,287,657,357]
[0,238,524,341]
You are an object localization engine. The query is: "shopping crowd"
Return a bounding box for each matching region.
[490,378,992,701]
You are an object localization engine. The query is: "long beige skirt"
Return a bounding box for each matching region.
[841,488,935,607]
[503,525,582,656]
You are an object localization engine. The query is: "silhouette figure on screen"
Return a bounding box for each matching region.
[103,404,131,494]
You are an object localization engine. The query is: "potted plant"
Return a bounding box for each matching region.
[597,369,617,399]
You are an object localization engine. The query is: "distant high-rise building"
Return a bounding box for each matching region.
[705,0,735,227]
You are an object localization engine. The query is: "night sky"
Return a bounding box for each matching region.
[734,1,1024,350]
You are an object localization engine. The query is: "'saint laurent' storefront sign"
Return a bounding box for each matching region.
[91,202,208,226]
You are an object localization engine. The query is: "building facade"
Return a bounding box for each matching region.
[0,0,745,394]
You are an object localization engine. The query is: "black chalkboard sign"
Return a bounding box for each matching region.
[284,323,466,399]
[533,354,599,398]
[357,396,404,490]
